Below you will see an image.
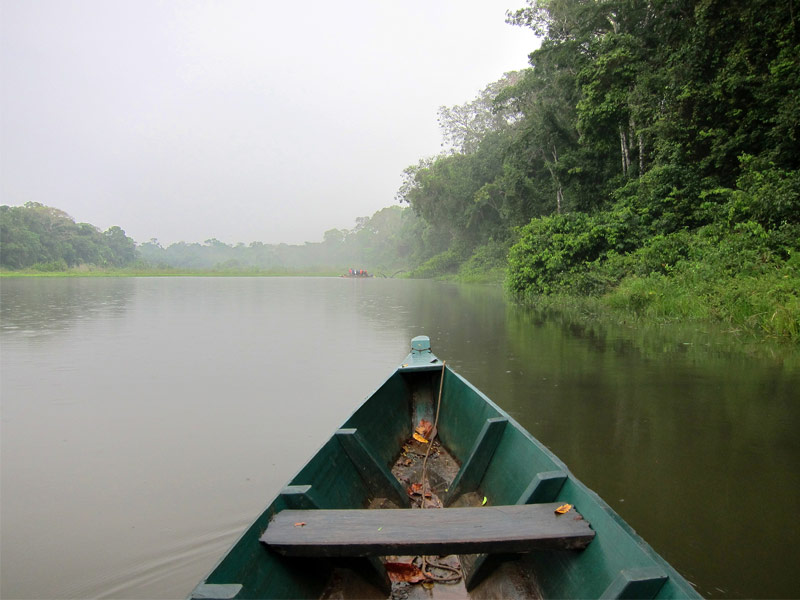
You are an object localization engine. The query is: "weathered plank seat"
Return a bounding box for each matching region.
[260,502,594,557]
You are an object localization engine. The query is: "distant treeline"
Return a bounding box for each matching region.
[0,203,137,270]
[138,206,423,274]
[0,202,425,275]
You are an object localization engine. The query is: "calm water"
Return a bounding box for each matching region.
[1,277,798,599]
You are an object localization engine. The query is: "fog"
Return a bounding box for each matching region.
[1,0,538,245]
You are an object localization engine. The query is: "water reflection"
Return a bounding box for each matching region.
[0,277,798,599]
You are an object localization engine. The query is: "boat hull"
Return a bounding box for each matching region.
[192,340,700,599]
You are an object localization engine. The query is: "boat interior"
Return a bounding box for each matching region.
[193,339,694,599]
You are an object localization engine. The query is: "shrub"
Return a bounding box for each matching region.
[408,246,468,278]
[727,156,800,229]
[456,239,510,283]
[32,259,68,272]
[507,209,640,296]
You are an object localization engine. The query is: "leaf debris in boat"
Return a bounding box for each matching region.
[555,504,573,514]
[415,419,434,439]
[385,561,426,583]
[407,483,431,498]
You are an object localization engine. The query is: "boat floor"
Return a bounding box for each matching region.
[319,435,542,600]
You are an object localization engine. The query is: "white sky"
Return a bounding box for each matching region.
[1,0,539,245]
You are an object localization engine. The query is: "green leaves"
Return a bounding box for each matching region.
[507,209,642,296]
[0,203,138,270]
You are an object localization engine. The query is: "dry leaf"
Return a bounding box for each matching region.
[415,419,434,439]
[412,432,429,444]
[407,483,433,499]
[293,522,306,527]
[385,562,427,583]
[554,504,573,514]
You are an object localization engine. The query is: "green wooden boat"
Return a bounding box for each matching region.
[191,336,700,599]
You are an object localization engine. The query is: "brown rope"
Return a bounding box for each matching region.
[417,361,461,584]
[419,360,446,498]
[421,556,462,583]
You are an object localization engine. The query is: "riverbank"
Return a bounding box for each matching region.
[434,245,800,345]
[508,295,800,369]
[512,276,799,346]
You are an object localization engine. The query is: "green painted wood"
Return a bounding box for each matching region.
[279,485,321,510]
[261,503,595,557]
[202,495,331,600]
[444,417,508,506]
[518,470,568,504]
[460,553,501,591]
[481,426,563,506]
[460,470,569,590]
[520,478,685,599]
[601,567,669,599]
[290,437,371,509]
[345,557,392,596]
[342,372,412,467]
[195,338,702,599]
[436,369,501,467]
[335,428,410,507]
[273,483,391,595]
[411,335,431,352]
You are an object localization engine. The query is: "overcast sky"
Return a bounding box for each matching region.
[1,0,539,245]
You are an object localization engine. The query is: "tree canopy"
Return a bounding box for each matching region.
[395,0,799,335]
[0,203,137,270]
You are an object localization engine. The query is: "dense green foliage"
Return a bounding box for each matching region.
[397,0,800,339]
[0,203,137,270]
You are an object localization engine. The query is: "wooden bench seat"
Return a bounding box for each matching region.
[260,502,594,557]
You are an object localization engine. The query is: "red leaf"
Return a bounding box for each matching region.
[407,482,433,498]
[385,562,427,583]
[407,483,423,496]
[415,419,434,440]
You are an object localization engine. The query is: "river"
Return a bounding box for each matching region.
[1,277,798,599]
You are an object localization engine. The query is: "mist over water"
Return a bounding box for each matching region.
[1,277,798,599]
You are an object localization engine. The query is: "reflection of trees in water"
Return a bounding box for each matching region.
[0,278,134,339]
[507,303,800,367]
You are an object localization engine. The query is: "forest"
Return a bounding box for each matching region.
[0,202,423,275]
[0,203,137,271]
[1,0,798,339]
[397,0,799,339]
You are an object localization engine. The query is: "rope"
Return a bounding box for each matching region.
[417,361,461,584]
[419,360,446,498]
[421,556,462,583]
